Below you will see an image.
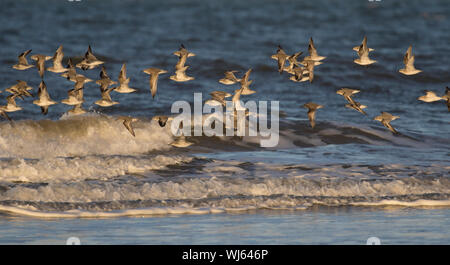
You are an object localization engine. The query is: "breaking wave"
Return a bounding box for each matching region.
[0,114,448,218]
[0,113,173,158]
[0,159,448,218]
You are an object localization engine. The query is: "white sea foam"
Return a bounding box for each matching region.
[0,116,448,218]
[0,205,218,218]
[351,199,450,207]
[1,170,448,203]
[0,114,174,159]
[0,154,193,183]
[1,198,448,219]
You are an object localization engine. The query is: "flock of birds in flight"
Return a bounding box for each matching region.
[270,37,449,134]
[1,37,449,147]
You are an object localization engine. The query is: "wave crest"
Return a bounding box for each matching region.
[0,114,174,159]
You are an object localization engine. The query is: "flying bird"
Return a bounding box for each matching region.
[219,71,241,85]
[114,63,136,93]
[232,86,247,112]
[170,134,193,148]
[283,51,303,74]
[353,36,375,52]
[5,80,33,97]
[66,79,87,116]
[345,101,367,115]
[399,45,422,75]
[173,44,196,58]
[337,88,367,115]
[305,38,326,62]
[289,66,307,82]
[117,116,139,137]
[61,87,84,106]
[94,69,119,108]
[353,36,376,65]
[170,66,195,82]
[235,68,256,95]
[31,54,52,78]
[303,102,323,129]
[67,104,87,116]
[0,94,23,113]
[417,90,444,103]
[96,66,117,90]
[94,87,119,107]
[336,88,361,105]
[374,112,400,134]
[47,45,68,73]
[205,91,232,107]
[271,45,289,73]
[170,44,195,82]
[76,45,104,70]
[13,49,34,70]
[143,67,167,98]
[305,60,315,83]
[33,81,57,115]
[442,87,450,111]
[152,115,173,127]
[61,58,79,82]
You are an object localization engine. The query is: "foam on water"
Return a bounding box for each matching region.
[0,154,193,183]
[1,159,448,218]
[351,199,450,207]
[0,205,217,218]
[0,113,174,159]
[0,200,448,219]
[0,113,448,218]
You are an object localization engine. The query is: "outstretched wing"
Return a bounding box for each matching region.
[18,49,32,65]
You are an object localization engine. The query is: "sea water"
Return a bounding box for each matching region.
[0,0,449,244]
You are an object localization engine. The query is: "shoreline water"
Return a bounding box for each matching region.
[1,207,449,245]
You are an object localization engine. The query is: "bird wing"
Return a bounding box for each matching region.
[308,38,318,57]
[380,112,395,121]
[6,95,18,106]
[383,121,398,134]
[101,90,113,101]
[100,66,110,79]
[18,49,32,65]
[211,91,231,99]
[403,46,412,66]
[123,120,136,137]
[293,66,305,80]
[39,81,52,101]
[118,63,127,84]
[224,71,239,82]
[405,55,416,71]
[52,45,64,67]
[307,109,316,128]
[85,45,98,61]
[277,45,286,55]
[0,110,11,121]
[241,68,252,84]
[424,90,437,98]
